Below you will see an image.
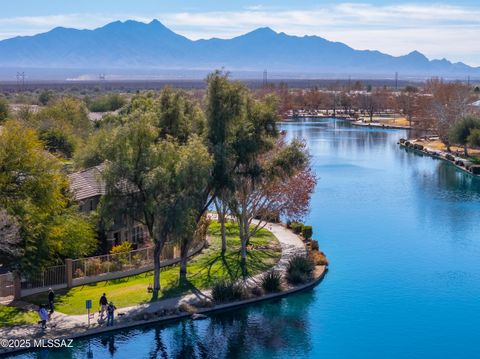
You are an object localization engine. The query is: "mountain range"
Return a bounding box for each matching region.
[0,19,478,78]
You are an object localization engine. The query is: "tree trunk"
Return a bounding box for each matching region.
[238,208,250,278]
[464,144,469,157]
[153,243,161,291]
[179,241,189,280]
[214,198,227,253]
[220,215,227,253]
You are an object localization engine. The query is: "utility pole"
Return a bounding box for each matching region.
[98,73,106,91]
[395,72,398,91]
[262,69,268,88]
[16,71,25,91]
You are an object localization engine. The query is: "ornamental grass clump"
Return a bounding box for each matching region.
[261,271,282,293]
[211,280,246,303]
[286,255,315,285]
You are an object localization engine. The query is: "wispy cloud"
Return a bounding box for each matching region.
[0,3,478,65]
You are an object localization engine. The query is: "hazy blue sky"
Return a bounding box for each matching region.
[1,0,479,65]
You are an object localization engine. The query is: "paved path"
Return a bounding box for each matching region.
[0,222,305,343]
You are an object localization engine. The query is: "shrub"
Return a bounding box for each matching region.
[302,226,313,240]
[110,241,133,254]
[399,138,406,144]
[290,222,304,234]
[73,268,84,278]
[132,253,143,268]
[251,286,264,297]
[445,154,455,161]
[310,240,319,251]
[101,260,112,273]
[85,258,102,276]
[261,271,282,293]
[287,269,309,284]
[309,250,329,266]
[211,280,246,303]
[39,127,76,158]
[286,255,315,285]
[87,94,126,112]
[413,144,424,150]
[470,165,480,175]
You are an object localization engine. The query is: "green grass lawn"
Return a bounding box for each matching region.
[24,221,281,315]
[0,305,38,327]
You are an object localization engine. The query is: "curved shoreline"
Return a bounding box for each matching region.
[0,223,328,356]
[399,141,480,177]
[352,121,411,130]
[1,266,327,356]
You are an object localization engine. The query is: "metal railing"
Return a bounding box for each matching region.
[4,238,206,298]
[71,243,178,279]
[20,264,66,290]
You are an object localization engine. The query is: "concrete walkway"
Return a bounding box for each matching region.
[0,222,306,344]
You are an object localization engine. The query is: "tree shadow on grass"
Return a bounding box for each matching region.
[157,277,208,303]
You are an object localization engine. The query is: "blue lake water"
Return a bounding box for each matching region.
[11,119,480,358]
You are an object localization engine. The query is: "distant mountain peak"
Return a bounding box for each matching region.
[244,27,277,37]
[406,50,428,60]
[148,19,169,29]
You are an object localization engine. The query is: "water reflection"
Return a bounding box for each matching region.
[12,294,315,359]
[285,119,392,156]
[144,293,314,359]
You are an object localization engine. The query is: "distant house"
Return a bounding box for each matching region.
[68,164,148,248]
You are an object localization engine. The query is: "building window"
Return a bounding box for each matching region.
[132,226,144,244]
[113,232,120,246]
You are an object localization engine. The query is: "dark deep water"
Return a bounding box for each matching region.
[11,119,480,359]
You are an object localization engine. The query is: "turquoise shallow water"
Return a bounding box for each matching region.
[10,119,480,359]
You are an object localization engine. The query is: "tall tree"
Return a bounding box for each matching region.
[205,72,248,245]
[449,116,480,156]
[103,92,212,291]
[426,79,473,150]
[228,137,313,273]
[0,120,96,273]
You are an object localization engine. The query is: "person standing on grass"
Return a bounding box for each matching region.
[48,288,55,314]
[38,304,49,329]
[106,302,117,327]
[99,293,108,320]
